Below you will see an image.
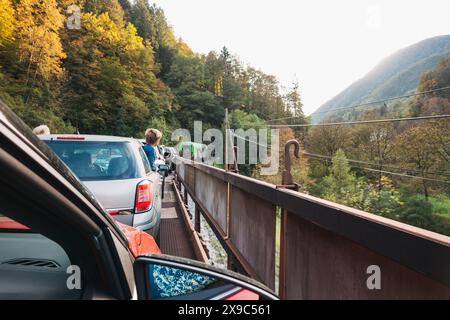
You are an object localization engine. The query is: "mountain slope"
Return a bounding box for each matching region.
[312,35,450,123]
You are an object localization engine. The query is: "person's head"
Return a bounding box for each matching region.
[145,128,162,146]
[32,125,50,136]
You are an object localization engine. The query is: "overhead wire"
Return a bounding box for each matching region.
[268,114,450,128]
[303,151,450,178]
[268,85,450,123]
[304,153,450,184]
[232,133,450,183]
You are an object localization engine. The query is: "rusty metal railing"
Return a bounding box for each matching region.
[173,146,450,299]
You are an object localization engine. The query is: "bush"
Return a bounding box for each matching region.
[309,176,332,198]
[430,214,450,236]
[366,176,403,220]
[399,195,433,228]
[429,195,450,217]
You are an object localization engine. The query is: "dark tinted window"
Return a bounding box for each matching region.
[45,141,139,181]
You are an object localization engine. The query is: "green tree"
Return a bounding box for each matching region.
[395,123,442,198]
[306,125,350,177]
[323,149,356,202]
[366,176,403,219]
[84,0,125,27]
[285,80,304,120]
[348,123,395,192]
[166,54,223,130]
[130,0,177,78]
[410,58,450,116]
[399,195,434,228]
[230,109,268,176]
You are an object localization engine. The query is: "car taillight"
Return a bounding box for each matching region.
[135,180,153,213]
[56,136,85,140]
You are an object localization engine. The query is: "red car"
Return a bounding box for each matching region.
[0,99,277,300]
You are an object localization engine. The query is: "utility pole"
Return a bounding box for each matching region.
[224,108,229,171]
[224,108,239,173]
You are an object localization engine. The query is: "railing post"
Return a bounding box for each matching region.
[227,255,237,272]
[279,139,300,299]
[183,188,188,206]
[195,206,201,233]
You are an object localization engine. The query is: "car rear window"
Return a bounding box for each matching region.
[45,141,139,181]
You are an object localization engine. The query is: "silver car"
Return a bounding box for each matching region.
[40,134,161,242]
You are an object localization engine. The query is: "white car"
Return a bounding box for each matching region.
[40,135,162,242]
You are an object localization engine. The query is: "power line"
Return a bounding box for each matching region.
[311,86,450,117]
[234,133,450,176]
[267,115,301,123]
[268,114,450,128]
[303,151,450,178]
[304,153,450,184]
[232,134,450,182]
[232,132,271,149]
[357,166,450,184]
[268,85,450,123]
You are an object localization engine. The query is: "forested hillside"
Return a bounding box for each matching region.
[0,0,304,140]
[312,35,450,123]
[261,56,450,236]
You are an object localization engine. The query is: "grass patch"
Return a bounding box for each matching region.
[429,195,450,217]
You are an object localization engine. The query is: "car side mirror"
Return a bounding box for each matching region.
[158,164,169,177]
[133,254,278,300]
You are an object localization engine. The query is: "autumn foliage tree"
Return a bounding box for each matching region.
[15,0,66,84]
[62,12,172,135]
[0,0,15,47]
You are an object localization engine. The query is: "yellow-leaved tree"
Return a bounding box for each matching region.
[15,0,66,84]
[0,0,15,47]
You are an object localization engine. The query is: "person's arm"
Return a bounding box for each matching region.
[143,145,156,171]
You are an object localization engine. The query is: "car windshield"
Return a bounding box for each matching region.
[45,141,139,181]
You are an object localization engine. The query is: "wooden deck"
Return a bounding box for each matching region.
[159,177,198,260]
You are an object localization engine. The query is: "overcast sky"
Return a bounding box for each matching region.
[153,0,450,114]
